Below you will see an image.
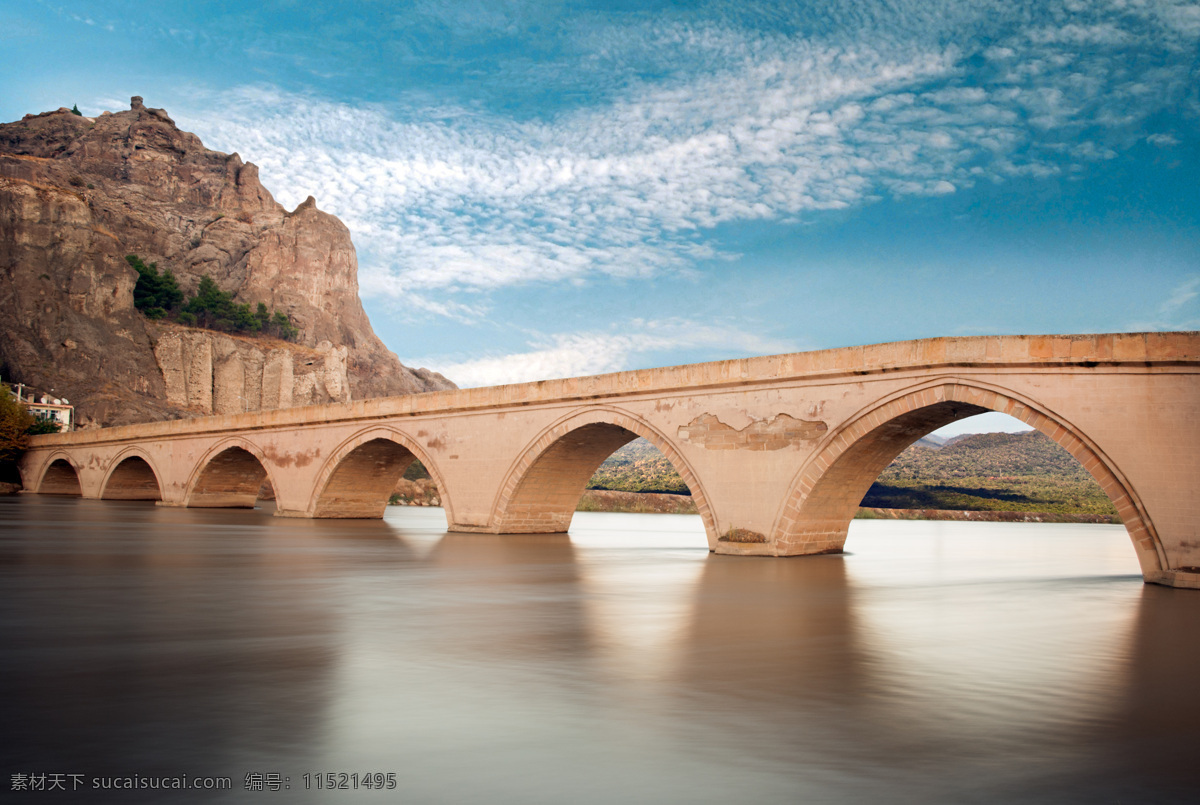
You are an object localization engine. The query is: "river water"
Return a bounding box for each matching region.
[1,495,1197,803]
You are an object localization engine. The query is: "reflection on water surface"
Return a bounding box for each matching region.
[1,497,1196,803]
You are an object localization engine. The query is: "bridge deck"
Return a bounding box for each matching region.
[28,331,1197,447]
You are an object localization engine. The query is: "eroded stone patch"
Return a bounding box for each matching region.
[677,413,826,450]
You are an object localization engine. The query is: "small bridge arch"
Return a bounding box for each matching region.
[16,333,1198,587]
[36,453,83,496]
[307,426,454,521]
[773,378,1165,576]
[491,407,717,541]
[186,437,275,509]
[100,448,163,501]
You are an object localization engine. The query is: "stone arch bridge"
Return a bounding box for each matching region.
[19,332,1200,588]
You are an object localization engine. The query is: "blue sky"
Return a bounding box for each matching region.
[2,1,1198,426]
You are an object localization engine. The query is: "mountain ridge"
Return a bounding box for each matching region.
[1,98,453,427]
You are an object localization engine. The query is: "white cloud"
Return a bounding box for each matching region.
[1126,276,1200,331]
[1027,23,1132,46]
[931,411,1033,438]
[159,0,1199,321]
[423,320,800,387]
[430,334,632,387]
[1160,276,1200,318]
[1146,132,1180,147]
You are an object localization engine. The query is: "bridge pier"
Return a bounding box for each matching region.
[15,332,1199,589]
[1156,570,1200,589]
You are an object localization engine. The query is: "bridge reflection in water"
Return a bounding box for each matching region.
[1,496,1194,803]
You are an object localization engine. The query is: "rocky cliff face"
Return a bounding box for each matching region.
[0,97,453,427]
[152,327,353,415]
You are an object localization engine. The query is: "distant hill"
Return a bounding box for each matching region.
[864,430,1117,515]
[587,438,691,494]
[585,432,1118,516]
[878,430,1091,482]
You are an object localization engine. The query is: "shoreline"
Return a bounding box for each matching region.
[3,482,1119,524]
[391,488,1120,524]
[853,506,1120,524]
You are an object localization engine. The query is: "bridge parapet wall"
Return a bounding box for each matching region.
[24,332,1196,450]
[17,332,1200,589]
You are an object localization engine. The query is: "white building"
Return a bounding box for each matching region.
[4,382,74,431]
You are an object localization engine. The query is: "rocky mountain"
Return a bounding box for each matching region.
[0,97,453,427]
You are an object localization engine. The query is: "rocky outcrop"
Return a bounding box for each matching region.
[152,326,351,416]
[0,98,454,427]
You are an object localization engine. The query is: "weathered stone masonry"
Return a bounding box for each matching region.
[20,332,1200,589]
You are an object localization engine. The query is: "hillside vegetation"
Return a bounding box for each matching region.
[587,438,691,495]
[584,432,1117,516]
[129,255,299,340]
[396,432,1118,518]
[864,431,1118,515]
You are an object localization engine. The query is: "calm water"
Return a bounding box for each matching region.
[1,495,1197,803]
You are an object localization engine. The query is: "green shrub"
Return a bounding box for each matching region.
[26,418,61,435]
[403,460,430,481]
[269,310,299,341]
[587,438,690,494]
[128,255,183,315]
[183,276,260,333]
[127,256,298,341]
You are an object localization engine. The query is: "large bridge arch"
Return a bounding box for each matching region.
[772,378,1166,577]
[491,407,718,542]
[100,448,163,501]
[307,427,454,521]
[185,437,275,509]
[35,453,83,496]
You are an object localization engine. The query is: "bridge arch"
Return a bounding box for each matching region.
[185,437,275,509]
[100,448,163,501]
[491,407,717,542]
[35,453,82,496]
[772,378,1165,576]
[307,427,454,521]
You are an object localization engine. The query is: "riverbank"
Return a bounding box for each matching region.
[577,490,1120,523]
[7,477,1120,524]
[385,488,1120,523]
[577,489,697,514]
[854,506,1120,524]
